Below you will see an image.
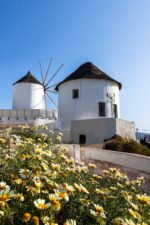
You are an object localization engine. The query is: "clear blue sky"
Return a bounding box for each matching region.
[0,0,150,130]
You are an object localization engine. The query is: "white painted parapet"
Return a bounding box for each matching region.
[56,145,150,172]
[83,147,150,172]
[0,109,57,127]
[0,109,56,119]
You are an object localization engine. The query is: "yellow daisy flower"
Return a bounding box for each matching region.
[22,212,31,222]
[136,194,150,205]
[34,199,50,210]
[32,216,40,225]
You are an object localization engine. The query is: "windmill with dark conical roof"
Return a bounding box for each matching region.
[12,71,46,110]
[56,62,122,130]
[12,60,63,110]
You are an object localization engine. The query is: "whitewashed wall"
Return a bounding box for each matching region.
[70,118,135,145]
[0,109,57,127]
[58,145,150,172]
[0,109,56,119]
[58,79,120,130]
[12,83,45,110]
[83,147,150,172]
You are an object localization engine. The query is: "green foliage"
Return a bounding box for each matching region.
[105,137,150,156]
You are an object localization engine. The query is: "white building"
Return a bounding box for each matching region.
[12,71,46,110]
[0,71,57,127]
[0,62,135,144]
[56,62,135,144]
[56,62,122,130]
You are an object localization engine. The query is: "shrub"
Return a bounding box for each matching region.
[0,125,150,225]
[105,137,150,156]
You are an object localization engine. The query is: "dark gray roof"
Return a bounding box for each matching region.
[13,71,42,86]
[55,62,122,90]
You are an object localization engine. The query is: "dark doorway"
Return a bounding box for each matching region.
[113,104,118,118]
[79,134,86,145]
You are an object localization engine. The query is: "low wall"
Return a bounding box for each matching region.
[0,109,56,120]
[60,144,83,164]
[83,147,150,172]
[71,118,116,144]
[59,144,150,172]
[70,118,135,145]
[0,119,56,130]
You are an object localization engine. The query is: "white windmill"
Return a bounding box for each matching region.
[12,59,63,111]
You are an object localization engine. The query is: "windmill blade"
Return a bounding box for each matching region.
[46,82,60,89]
[45,64,63,88]
[43,58,52,85]
[39,61,44,84]
[45,89,57,94]
[45,92,58,108]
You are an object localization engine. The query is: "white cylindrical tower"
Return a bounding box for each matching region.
[55,62,122,130]
[12,71,45,110]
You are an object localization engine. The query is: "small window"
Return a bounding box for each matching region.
[99,102,105,117]
[72,89,79,99]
